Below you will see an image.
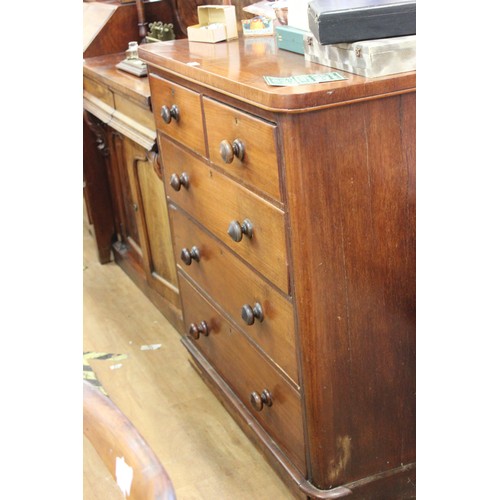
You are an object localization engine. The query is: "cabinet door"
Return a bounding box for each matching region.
[133,147,180,306]
[106,131,182,323]
[108,132,143,263]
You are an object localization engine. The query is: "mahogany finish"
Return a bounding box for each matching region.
[138,38,415,111]
[178,274,306,474]
[149,74,206,155]
[203,97,282,201]
[83,111,115,264]
[83,53,182,332]
[170,206,298,385]
[280,94,416,489]
[159,136,289,293]
[139,37,415,499]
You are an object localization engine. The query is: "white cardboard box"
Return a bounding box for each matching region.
[187,5,238,43]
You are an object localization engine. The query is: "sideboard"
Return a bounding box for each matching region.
[138,37,416,499]
[83,52,182,332]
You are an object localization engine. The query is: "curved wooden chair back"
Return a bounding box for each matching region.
[83,381,176,499]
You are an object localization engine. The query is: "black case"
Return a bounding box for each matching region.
[308,0,416,45]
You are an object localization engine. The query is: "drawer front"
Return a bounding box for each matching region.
[204,97,281,202]
[114,93,156,133]
[83,76,114,108]
[179,274,306,473]
[149,74,205,156]
[160,136,289,293]
[171,207,297,385]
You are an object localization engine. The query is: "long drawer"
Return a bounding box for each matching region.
[179,274,306,474]
[160,135,289,293]
[171,206,298,385]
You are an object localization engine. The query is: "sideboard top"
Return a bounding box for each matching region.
[138,37,415,112]
[84,52,151,107]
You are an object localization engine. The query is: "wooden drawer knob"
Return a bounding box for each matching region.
[241,303,264,325]
[250,389,272,412]
[227,219,253,242]
[180,246,200,266]
[170,172,189,191]
[188,320,209,339]
[219,138,245,164]
[160,104,179,124]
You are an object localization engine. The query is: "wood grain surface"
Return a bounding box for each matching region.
[159,135,289,293]
[171,206,298,385]
[204,97,281,201]
[139,38,416,112]
[178,274,306,474]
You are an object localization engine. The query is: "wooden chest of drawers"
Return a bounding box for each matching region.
[139,38,416,499]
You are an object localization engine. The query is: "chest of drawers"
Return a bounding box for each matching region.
[139,38,415,499]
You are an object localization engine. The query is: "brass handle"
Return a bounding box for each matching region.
[227,219,253,242]
[241,303,264,326]
[161,104,179,124]
[219,138,245,164]
[188,320,209,339]
[180,246,200,266]
[170,172,189,191]
[250,389,272,412]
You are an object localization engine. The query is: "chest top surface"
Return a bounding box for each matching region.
[138,37,415,112]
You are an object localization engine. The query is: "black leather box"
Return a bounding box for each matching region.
[308,0,416,45]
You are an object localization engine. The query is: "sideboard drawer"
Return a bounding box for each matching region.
[203,97,281,202]
[83,76,114,108]
[149,74,205,156]
[179,274,306,474]
[160,136,289,293]
[171,207,298,385]
[114,93,156,133]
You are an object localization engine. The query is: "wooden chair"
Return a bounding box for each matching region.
[83,381,176,499]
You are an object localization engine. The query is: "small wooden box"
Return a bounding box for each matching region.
[187,5,238,43]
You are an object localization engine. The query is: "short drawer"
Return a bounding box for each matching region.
[204,97,281,202]
[160,136,289,294]
[179,274,306,474]
[171,207,298,385]
[149,74,205,157]
[83,76,114,108]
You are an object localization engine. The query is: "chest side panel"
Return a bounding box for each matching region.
[281,92,416,489]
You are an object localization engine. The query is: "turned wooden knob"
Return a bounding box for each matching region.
[250,389,272,412]
[160,104,179,124]
[219,138,245,164]
[170,172,189,191]
[241,303,264,325]
[227,219,253,242]
[180,246,200,266]
[188,321,209,339]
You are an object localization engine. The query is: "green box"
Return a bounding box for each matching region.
[276,26,308,55]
